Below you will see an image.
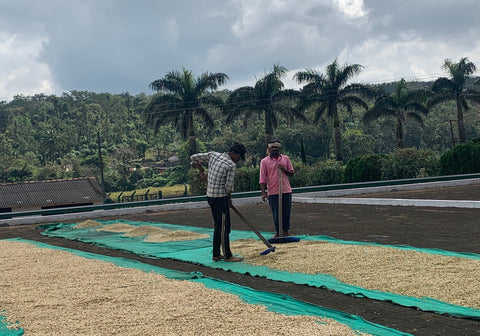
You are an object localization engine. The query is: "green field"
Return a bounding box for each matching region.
[108,184,190,202]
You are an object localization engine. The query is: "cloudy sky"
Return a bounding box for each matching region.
[1,0,479,102]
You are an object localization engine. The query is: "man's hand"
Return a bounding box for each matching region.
[260,183,268,202]
[278,164,293,177]
[193,162,207,180]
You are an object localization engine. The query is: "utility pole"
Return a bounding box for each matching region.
[97,131,106,198]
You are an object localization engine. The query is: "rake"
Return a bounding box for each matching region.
[230,205,276,255]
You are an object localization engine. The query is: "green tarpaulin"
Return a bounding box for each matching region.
[39,220,480,320]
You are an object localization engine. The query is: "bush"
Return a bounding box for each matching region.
[343,149,439,183]
[439,138,480,175]
[104,171,124,192]
[187,160,344,195]
[291,160,344,187]
[343,154,383,183]
[35,165,60,181]
[311,160,344,185]
[234,166,260,192]
[2,165,34,182]
[381,148,439,180]
[135,175,171,189]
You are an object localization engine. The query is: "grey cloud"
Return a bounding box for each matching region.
[0,0,479,100]
[365,0,480,38]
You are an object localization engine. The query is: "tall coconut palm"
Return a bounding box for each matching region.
[294,59,373,161]
[363,79,430,148]
[225,64,304,144]
[144,68,228,155]
[428,57,480,143]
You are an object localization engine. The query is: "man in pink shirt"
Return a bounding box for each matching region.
[259,140,295,237]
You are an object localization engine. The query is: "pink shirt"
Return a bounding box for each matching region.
[259,154,294,195]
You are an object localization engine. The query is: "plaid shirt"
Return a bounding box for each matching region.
[190,151,237,197]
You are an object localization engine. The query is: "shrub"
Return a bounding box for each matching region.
[135,175,171,189]
[439,138,480,175]
[35,165,60,181]
[234,166,260,192]
[381,148,439,180]
[187,160,344,195]
[291,160,344,187]
[343,154,383,183]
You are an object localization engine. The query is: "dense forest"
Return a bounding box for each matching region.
[1,58,479,193]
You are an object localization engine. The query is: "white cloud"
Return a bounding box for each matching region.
[334,0,367,18]
[345,36,467,84]
[0,32,55,101]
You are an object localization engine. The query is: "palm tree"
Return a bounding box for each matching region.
[294,59,373,161]
[224,64,305,144]
[428,57,480,143]
[363,79,430,148]
[144,68,228,155]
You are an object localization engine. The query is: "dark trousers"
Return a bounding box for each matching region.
[268,193,292,233]
[207,196,232,259]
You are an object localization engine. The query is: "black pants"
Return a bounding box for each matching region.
[207,196,232,259]
[268,193,292,233]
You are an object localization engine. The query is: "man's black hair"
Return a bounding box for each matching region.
[229,142,246,160]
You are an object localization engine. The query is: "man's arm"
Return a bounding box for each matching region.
[260,183,268,202]
[279,156,294,177]
[279,165,294,177]
[192,162,207,180]
[225,164,237,207]
[224,164,236,194]
[190,153,210,180]
[259,160,268,202]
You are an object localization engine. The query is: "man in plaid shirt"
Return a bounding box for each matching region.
[190,143,246,262]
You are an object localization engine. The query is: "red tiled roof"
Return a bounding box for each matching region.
[0,177,104,209]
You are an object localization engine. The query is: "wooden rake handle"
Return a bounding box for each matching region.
[230,205,274,249]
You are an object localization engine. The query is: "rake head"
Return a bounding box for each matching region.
[260,246,276,255]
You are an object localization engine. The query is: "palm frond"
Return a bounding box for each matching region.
[195,72,229,95]
[150,70,185,94]
[293,69,323,84]
[342,83,376,99]
[405,102,428,115]
[407,112,425,128]
[339,95,369,111]
[313,103,327,123]
[199,94,224,110]
[363,106,397,123]
[432,77,455,93]
[194,107,215,129]
[427,93,455,109]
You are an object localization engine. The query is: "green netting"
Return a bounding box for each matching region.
[3,238,410,336]
[0,314,23,336]
[39,220,480,320]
